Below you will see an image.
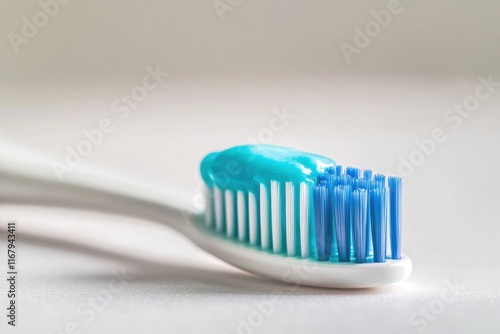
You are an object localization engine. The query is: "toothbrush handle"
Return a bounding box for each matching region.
[0,144,198,234]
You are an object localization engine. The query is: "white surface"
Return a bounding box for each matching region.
[1,0,500,331]
[0,79,499,333]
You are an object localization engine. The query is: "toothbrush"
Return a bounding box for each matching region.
[0,143,411,289]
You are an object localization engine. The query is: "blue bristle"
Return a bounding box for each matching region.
[388,176,402,260]
[370,179,383,190]
[354,178,368,190]
[346,175,354,187]
[363,169,373,180]
[325,177,336,259]
[374,174,386,186]
[326,173,335,184]
[335,175,353,187]
[317,173,329,184]
[354,177,372,258]
[326,166,336,175]
[346,166,361,179]
[313,184,331,261]
[365,180,372,258]
[334,185,351,262]
[335,165,343,176]
[334,175,342,186]
[351,189,368,263]
[370,188,388,263]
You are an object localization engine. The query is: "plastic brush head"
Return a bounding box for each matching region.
[200,145,404,265]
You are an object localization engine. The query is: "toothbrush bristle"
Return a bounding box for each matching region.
[313,183,330,261]
[203,160,403,264]
[388,176,402,260]
[374,173,386,186]
[351,189,368,263]
[354,178,368,190]
[370,188,388,263]
[335,165,343,176]
[346,166,361,179]
[333,185,351,262]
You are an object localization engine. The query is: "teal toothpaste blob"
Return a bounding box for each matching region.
[200,145,336,193]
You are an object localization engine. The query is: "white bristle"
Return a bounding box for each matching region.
[285,182,295,256]
[214,186,224,233]
[300,182,310,258]
[207,181,309,259]
[271,180,282,253]
[237,190,247,241]
[248,192,258,246]
[225,190,235,237]
[204,186,214,227]
[260,183,270,250]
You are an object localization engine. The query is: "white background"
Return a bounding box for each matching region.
[1,1,500,333]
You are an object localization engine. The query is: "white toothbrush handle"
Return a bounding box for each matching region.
[0,143,198,234]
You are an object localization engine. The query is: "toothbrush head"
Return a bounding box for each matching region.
[194,145,411,289]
